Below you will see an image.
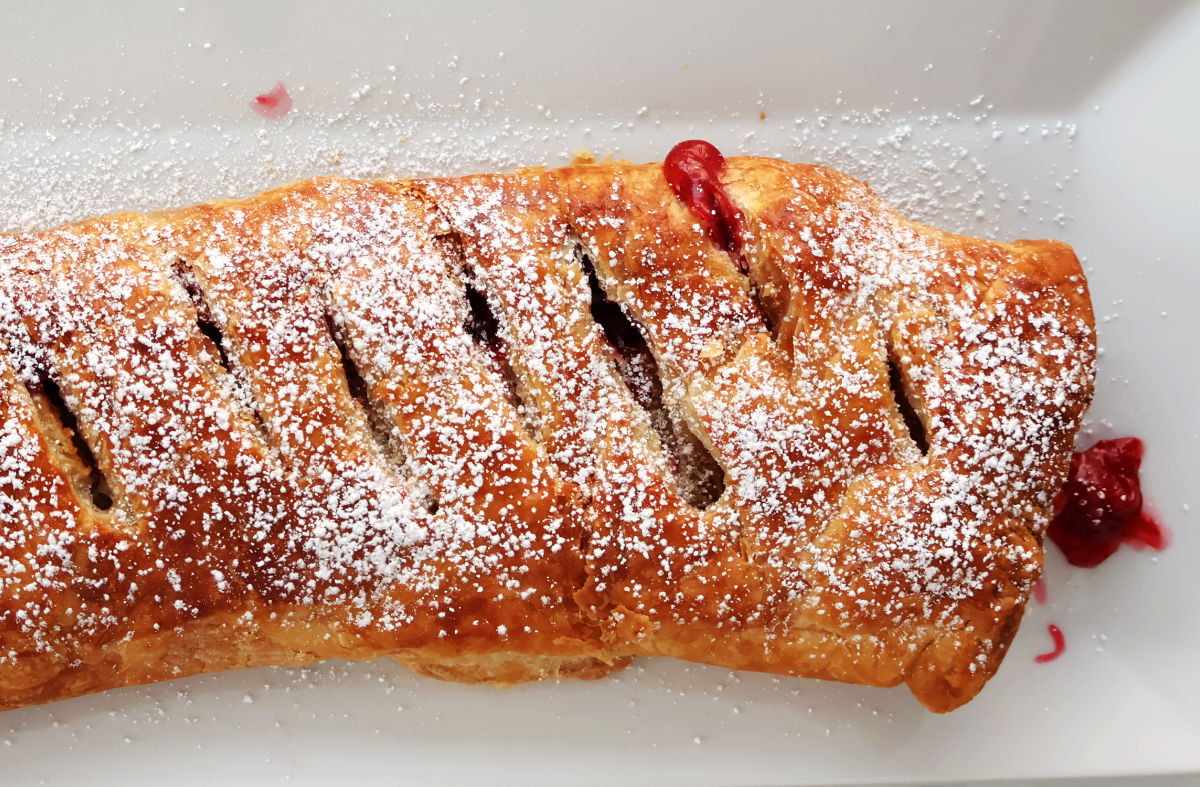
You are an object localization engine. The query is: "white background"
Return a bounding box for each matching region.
[1,1,1198,783]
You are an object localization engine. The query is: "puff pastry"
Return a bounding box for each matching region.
[0,144,1095,713]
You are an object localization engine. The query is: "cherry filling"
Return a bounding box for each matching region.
[463,280,521,402]
[584,258,663,411]
[581,251,726,509]
[1048,437,1168,568]
[664,140,746,260]
[30,375,113,511]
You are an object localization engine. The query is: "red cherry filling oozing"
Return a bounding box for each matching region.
[663,142,1170,572]
[1048,437,1168,568]
[664,140,746,260]
[660,142,1167,660]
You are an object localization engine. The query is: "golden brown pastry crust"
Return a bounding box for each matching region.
[0,154,1095,713]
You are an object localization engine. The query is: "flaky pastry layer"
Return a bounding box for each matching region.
[0,153,1095,712]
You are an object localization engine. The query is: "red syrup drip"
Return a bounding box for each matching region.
[663,140,747,263]
[1034,623,1066,663]
[1048,437,1169,568]
[251,82,293,118]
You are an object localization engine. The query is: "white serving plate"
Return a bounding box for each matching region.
[1,1,1198,783]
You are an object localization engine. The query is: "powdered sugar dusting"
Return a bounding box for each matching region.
[0,137,1095,715]
[0,21,1100,717]
[0,52,1083,239]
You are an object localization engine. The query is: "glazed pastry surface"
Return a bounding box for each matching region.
[0,152,1095,712]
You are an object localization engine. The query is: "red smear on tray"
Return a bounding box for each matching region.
[1032,578,1048,605]
[251,82,293,119]
[1034,623,1066,663]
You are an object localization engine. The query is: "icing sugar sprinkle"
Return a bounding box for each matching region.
[0,147,1093,715]
[0,57,1093,714]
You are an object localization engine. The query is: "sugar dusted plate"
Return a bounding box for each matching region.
[1,1,1198,783]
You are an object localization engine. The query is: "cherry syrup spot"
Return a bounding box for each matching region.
[251,82,293,119]
[663,140,746,263]
[1034,623,1066,663]
[1048,437,1168,568]
[1032,578,1048,605]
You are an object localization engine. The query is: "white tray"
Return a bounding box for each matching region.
[2,1,1198,783]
